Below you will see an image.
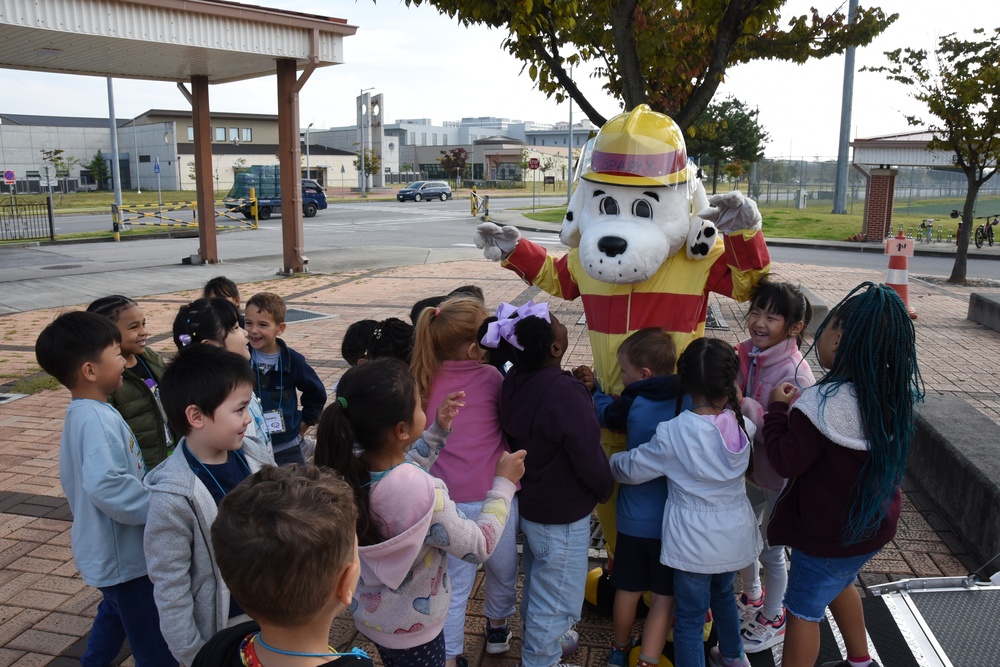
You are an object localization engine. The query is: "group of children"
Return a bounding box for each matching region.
[35,272,922,667]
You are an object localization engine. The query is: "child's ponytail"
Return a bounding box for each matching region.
[315,397,379,545]
[677,337,751,442]
[411,297,487,401]
[315,358,420,546]
[172,298,240,349]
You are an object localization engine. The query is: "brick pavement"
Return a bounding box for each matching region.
[0,257,997,665]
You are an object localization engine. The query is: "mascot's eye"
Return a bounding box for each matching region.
[632,200,652,219]
[599,197,620,215]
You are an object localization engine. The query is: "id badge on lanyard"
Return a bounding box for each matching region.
[263,410,286,434]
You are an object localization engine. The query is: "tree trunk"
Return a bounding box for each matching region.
[712,157,721,194]
[610,0,646,111]
[947,177,979,283]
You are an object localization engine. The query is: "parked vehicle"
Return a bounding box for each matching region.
[224,166,328,219]
[397,180,452,202]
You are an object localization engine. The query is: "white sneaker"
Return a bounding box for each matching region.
[736,589,764,624]
[741,609,786,654]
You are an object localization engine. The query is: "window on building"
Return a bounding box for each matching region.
[421,132,427,144]
[229,127,239,142]
[214,127,225,142]
[242,128,252,142]
[187,126,194,141]
[139,155,151,163]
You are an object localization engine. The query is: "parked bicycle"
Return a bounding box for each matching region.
[917,218,935,243]
[974,217,997,249]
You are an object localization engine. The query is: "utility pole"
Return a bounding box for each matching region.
[832,0,859,214]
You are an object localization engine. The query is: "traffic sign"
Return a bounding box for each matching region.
[153,157,160,174]
[528,158,540,170]
[3,169,14,185]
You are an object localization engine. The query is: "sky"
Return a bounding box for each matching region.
[0,0,997,161]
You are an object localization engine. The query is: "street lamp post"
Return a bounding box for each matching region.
[305,122,314,181]
[360,88,374,197]
[132,120,141,194]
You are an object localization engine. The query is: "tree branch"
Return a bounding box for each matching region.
[674,0,763,130]
[526,34,608,126]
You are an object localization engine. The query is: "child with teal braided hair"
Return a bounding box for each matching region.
[763,282,923,667]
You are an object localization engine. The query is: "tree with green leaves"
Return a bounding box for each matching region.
[867,28,1000,283]
[86,150,111,191]
[352,146,382,182]
[402,0,895,130]
[685,97,769,194]
[439,147,469,180]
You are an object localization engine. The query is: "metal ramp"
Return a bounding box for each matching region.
[745,577,1000,666]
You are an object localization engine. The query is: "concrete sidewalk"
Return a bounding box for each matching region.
[0,254,998,664]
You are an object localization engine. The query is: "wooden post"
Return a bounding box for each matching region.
[191,75,218,263]
[277,59,306,273]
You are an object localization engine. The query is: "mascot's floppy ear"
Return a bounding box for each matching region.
[559,186,585,248]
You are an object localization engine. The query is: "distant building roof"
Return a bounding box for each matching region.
[0,113,129,128]
[851,129,955,168]
[177,143,353,156]
[851,130,939,147]
[139,109,279,122]
[474,135,524,145]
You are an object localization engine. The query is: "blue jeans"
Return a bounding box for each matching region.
[82,575,176,667]
[519,515,590,667]
[672,570,742,667]
[443,496,519,659]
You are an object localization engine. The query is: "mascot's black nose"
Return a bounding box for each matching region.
[598,236,628,257]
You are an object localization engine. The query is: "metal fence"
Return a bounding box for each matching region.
[743,159,1000,213]
[0,199,51,241]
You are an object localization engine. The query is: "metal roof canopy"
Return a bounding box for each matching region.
[0,0,355,84]
[0,0,358,271]
[851,130,957,169]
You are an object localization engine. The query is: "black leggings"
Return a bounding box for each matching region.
[376,631,446,667]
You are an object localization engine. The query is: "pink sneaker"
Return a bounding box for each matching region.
[708,646,750,667]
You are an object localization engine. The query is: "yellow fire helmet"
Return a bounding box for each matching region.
[582,104,690,189]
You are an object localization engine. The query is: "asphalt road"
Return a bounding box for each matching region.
[47,195,567,234]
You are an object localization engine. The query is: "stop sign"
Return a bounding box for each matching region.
[528,158,540,170]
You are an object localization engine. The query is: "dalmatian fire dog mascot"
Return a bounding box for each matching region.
[475,104,770,566]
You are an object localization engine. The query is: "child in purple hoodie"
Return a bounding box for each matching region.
[486,302,614,667]
[314,358,525,667]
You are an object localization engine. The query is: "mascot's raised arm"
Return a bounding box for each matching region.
[474,104,770,564]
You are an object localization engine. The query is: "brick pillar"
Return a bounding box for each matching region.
[863,168,898,241]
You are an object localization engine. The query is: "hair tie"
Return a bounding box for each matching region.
[433,307,441,317]
[337,396,348,410]
[178,334,192,347]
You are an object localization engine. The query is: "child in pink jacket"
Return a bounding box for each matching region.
[736,280,816,654]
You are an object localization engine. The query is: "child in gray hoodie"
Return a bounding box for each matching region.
[144,345,274,665]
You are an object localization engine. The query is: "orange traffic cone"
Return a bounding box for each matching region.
[886,230,917,319]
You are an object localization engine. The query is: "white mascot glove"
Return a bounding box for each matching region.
[698,191,762,233]
[474,222,521,261]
